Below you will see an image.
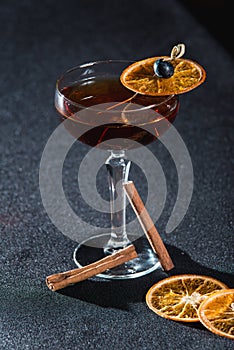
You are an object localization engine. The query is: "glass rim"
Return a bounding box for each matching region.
[55,59,177,113]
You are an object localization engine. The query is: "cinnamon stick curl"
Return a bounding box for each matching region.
[123,181,174,271]
[46,244,137,291]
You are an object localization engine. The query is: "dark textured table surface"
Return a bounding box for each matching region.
[1,1,233,349]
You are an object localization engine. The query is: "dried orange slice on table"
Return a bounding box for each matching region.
[146,274,228,322]
[198,289,234,339]
[120,43,206,96]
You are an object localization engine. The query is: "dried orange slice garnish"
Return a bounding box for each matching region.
[198,289,234,339]
[120,44,206,96]
[146,274,228,322]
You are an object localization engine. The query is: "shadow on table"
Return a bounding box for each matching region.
[58,244,234,311]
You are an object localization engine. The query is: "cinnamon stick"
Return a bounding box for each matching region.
[123,181,174,271]
[46,244,137,291]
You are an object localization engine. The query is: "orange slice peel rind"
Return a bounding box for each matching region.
[120,44,206,96]
[198,289,234,339]
[145,274,228,322]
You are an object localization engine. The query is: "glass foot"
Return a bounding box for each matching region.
[73,233,161,279]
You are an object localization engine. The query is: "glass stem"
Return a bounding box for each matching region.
[105,150,131,252]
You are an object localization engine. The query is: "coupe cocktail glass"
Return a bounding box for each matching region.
[55,60,179,279]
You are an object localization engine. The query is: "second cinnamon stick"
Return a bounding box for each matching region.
[46,244,137,291]
[123,181,174,271]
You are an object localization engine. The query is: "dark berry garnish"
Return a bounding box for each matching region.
[153,59,174,79]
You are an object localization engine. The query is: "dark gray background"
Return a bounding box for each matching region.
[0,1,233,349]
